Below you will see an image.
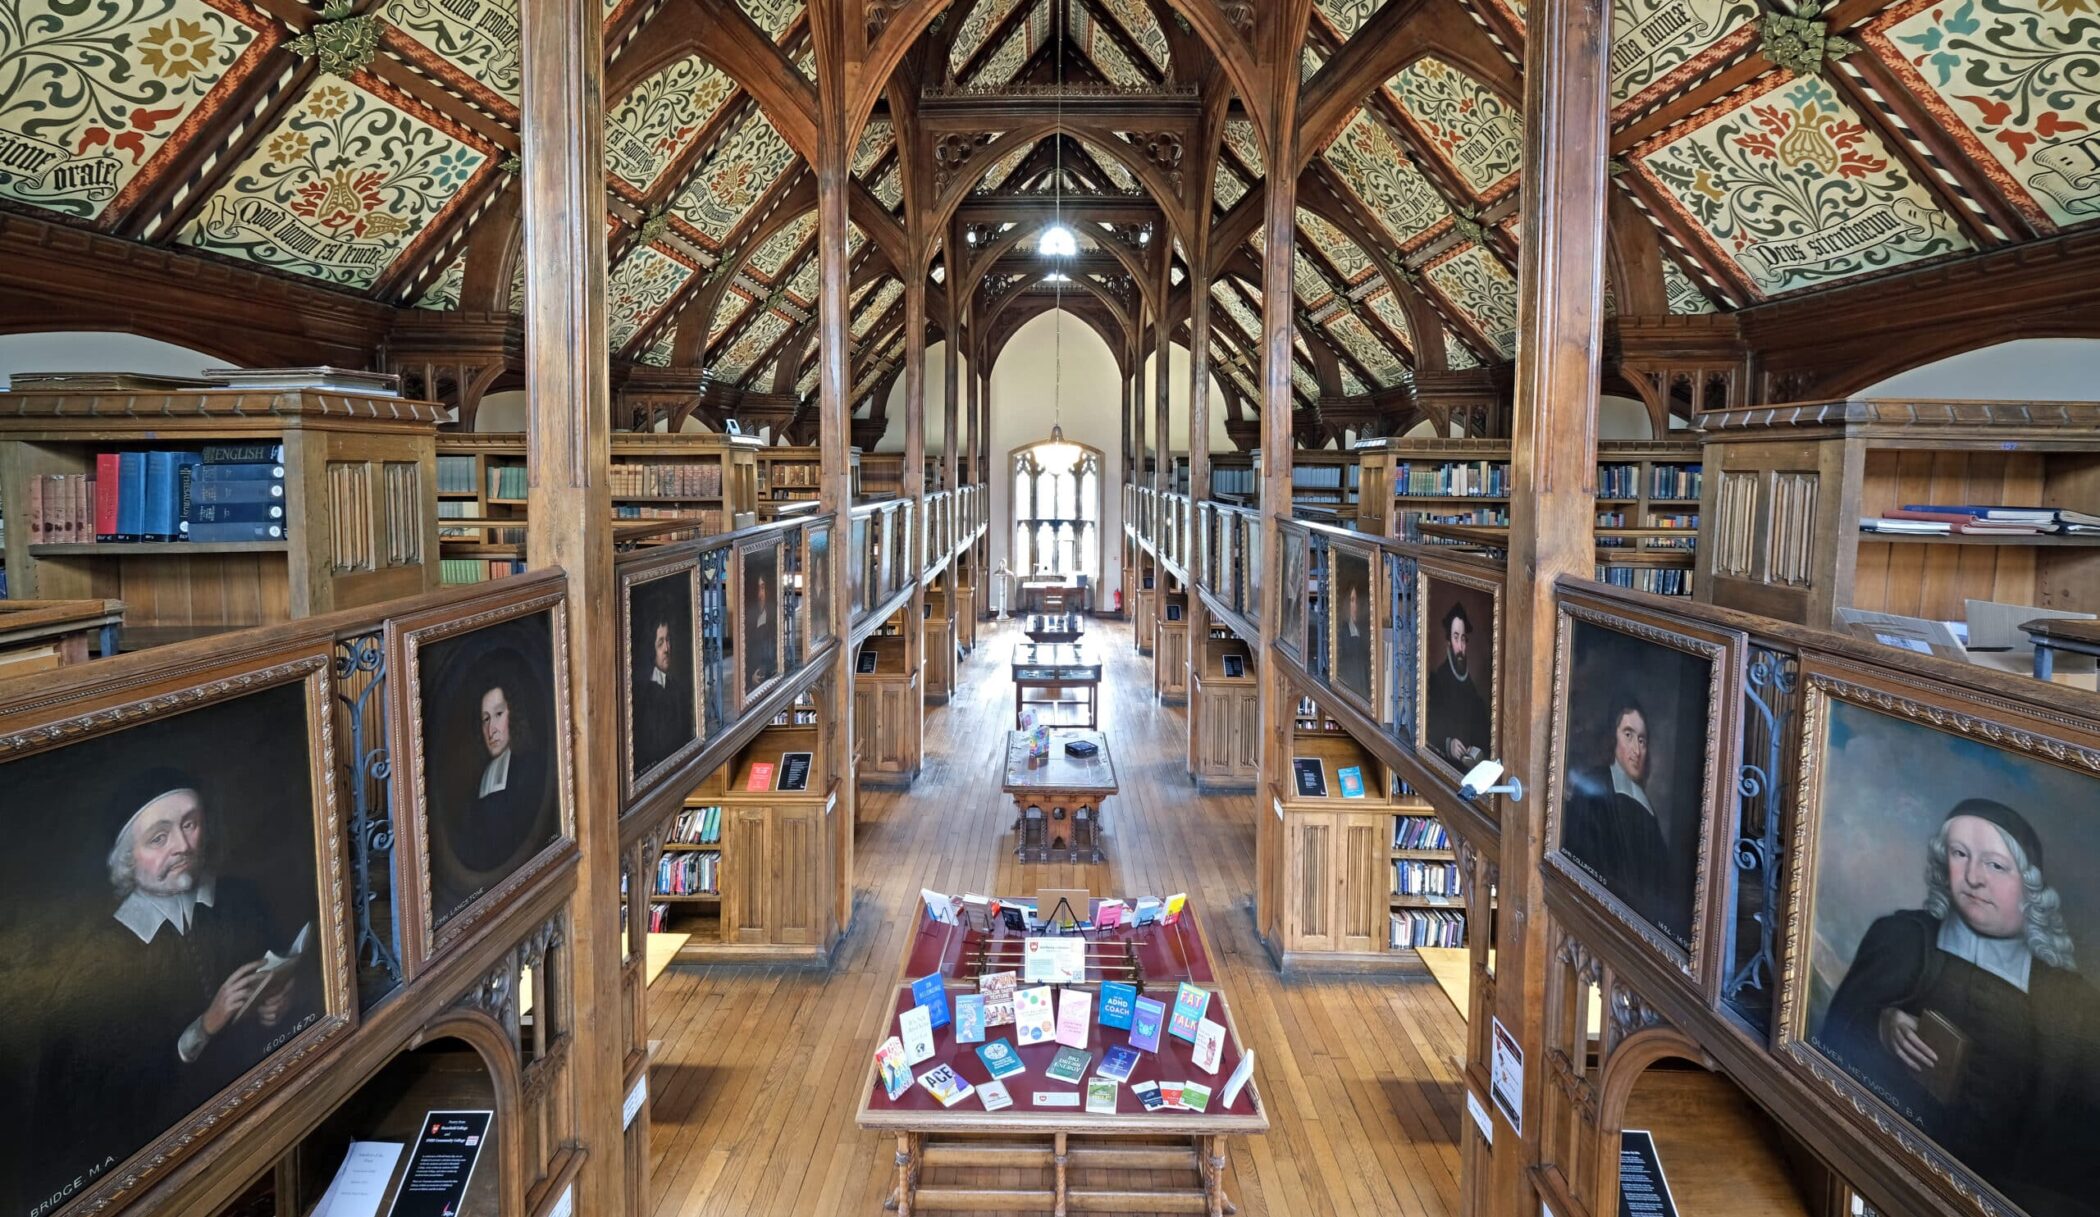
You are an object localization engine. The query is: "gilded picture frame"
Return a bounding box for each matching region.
[1415,553,1503,786]
[617,546,703,810]
[1326,537,1381,718]
[736,535,786,712]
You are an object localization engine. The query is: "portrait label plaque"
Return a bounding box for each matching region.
[386,1110,491,1217]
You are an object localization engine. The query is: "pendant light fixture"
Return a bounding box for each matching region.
[1038,0,1075,469]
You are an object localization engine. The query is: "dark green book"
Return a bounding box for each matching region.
[1046,1046,1092,1085]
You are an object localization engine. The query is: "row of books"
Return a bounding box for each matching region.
[612,461,724,499]
[1415,508,1511,529]
[1600,566,1694,595]
[24,445,291,545]
[670,804,722,845]
[1394,460,1509,498]
[1290,465,1353,490]
[614,505,723,530]
[657,850,719,896]
[766,462,822,488]
[439,558,527,584]
[1861,505,2100,536]
[1391,909,1466,949]
[1393,815,1452,850]
[1394,859,1463,898]
[1649,464,1703,500]
[1212,467,1258,497]
[436,454,479,494]
[647,903,673,933]
[485,464,528,500]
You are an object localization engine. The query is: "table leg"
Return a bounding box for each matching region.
[1201,1134,1232,1217]
[888,1132,917,1214]
[1053,1131,1069,1217]
[2035,645,2055,681]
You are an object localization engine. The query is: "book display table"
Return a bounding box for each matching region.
[857,897,1267,1215]
[1023,612,1086,644]
[1012,641,1103,728]
[1002,730,1118,863]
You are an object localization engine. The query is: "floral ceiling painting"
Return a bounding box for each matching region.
[1866,0,2100,230]
[716,305,790,380]
[1327,312,1407,386]
[606,57,737,194]
[607,243,696,350]
[0,0,274,221]
[1366,288,1416,354]
[1323,111,1452,248]
[1423,243,1520,355]
[734,0,802,44]
[1298,210,1378,285]
[177,80,492,289]
[1608,0,1759,111]
[1633,71,1971,297]
[672,106,797,246]
[1385,57,1523,197]
[1098,0,1169,70]
[1317,0,1396,38]
[950,0,1025,75]
[387,0,522,106]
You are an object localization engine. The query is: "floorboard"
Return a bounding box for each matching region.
[645,618,1466,1217]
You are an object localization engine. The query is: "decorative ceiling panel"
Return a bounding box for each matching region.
[1327,311,1406,386]
[854,279,903,337]
[798,362,820,396]
[1867,0,2100,231]
[1445,333,1481,369]
[606,57,737,193]
[1662,256,1714,313]
[1214,163,1248,210]
[735,0,801,42]
[607,243,696,350]
[671,106,796,245]
[852,118,894,179]
[1097,0,1169,69]
[1424,243,1519,356]
[1633,72,1971,298]
[1076,10,1151,88]
[1339,361,1368,396]
[1291,359,1320,400]
[1323,111,1451,246]
[638,332,675,367]
[749,211,816,277]
[1386,57,1523,196]
[1224,118,1264,177]
[414,256,465,310]
[1317,0,1394,38]
[1297,210,1377,284]
[951,0,1025,75]
[1090,141,1139,191]
[388,0,522,104]
[870,162,903,209]
[983,141,1035,190]
[1302,45,1326,82]
[0,0,274,222]
[717,307,790,380]
[177,80,493,289]
[1366,287,1415,353]
[1210,282,1263,342]
[783,256,819,303]
[710,291,752,341]
[976,23,1031,87]
[1292,251,1337,309]
[1609,0,1758,110]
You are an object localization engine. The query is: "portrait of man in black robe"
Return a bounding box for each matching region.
[1813,800,2100,1216]
[628,571,696,781]
[1424,593,1492,767]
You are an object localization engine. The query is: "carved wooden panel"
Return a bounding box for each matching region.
[328,460,376,574]
[384,460,422,567]
[1711,470,1759,579]
[1766,471,1819,588]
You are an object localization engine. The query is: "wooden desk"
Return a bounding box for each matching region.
[1002,730,1118,863]
[1012,641,1103,728]
[1023,612,1086,644]
[856,898,1268,1216]
[2023,616,2100,679]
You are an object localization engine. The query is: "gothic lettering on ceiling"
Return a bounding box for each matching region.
[1323,111,1453,248]
[0,0,274,221]
[608,243,697,350]
[1632,71,1971,298]
[1609,0,1759,112]
[1865,0,2100,231]
[1424,242,1519,355]
[388,0,522,106]
[672,107,796,246]
[1386,57,1524,199]
[177,79,494,289]
[1662,256,1717,313]
[1297,210,1378,285]
[606,57,737,194]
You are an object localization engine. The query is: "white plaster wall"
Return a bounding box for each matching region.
[1858,338,2100,400]
[0,332,224,383]
[984,311,1125,597]
[476,389,530,431]
[872,342,972,453]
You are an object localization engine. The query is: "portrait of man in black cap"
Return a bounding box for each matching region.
[1423,586,1492,768]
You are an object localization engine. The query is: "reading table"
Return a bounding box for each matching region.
[1022,612,1086,644]
[1012,641,1103,728]
[1002,729,1118,862]
[856,897,1267,1215]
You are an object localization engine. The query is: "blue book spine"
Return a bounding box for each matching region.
[115,452,147,542]
[189,501,286,524]
[144,451,184,541]
[187,521,286,543]
[192,480,287,504]
[195,462,287,482]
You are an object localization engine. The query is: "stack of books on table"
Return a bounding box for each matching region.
[1862,505,2100,536]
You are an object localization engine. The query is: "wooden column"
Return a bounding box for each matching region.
[901,267,928,777]
[810,0,858,931]
[1488,0,1614,1205]
[517,0,622,1208]
[943,230,962,494]
[1183,249,1215,770]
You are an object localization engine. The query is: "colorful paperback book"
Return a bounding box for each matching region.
[1163,893,1188,924]
[917,1063,975,1108]
[1023,936,1087,984]
[954,993,986,1043]
[910,973,952,1030]
[1132,1080,1166,1112]
[745,761,776,791]
[1055,988,1093,1048]
[976,1038,1026,1079]
[977,1079,1013,1112]
[1132,897,1162,926]
[874,1036,912,1100]
[1168,983,1210,1043]
[900,1006,935,1064]
[1045,1047,1092,1085]
[1192,1018,1225,1074]
[1337,765,1366,799]
[1094,901,1125,929]
[1086,1078,1119,1115]
[1015,986,1056,1045]
[1221,1049,1256,1109]
[1159,1080,1185,1108]
[980,971,1019,1026]
[1180,1081,1213,1112]
[1098,980,1137,1030]
[1097,1044,1141,1084]
[1129,996,1166,1053]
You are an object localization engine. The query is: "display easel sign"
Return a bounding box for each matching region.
[778,751,814,791]
[1292,757,1328,798]
[1222,654,1245,678]
[746,760,776,791]
[1166,603,1184,622]
[1617,1130,1679,1217]
[384,1110,491,1217]
[856,647,879,673]
[1034,886,1091,932]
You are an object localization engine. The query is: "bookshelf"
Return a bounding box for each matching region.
[0,387,443,641]
[1695,398,2100,625]
[857,453,904,501]
[851,630,918,784]
[1182,450,1360,513]
[756,445,848,521]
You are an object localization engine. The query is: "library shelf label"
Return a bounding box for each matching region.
[389,1110,491,1217]
[1466,1088,1494,1144]
[312,1140,401,1217]
[1618,1130,1680,1217]
[623,1076,648,1130]
[778,751,813,791]
[1492,1015,1524,1136]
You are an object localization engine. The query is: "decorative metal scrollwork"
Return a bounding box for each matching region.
[1724,645,1798,1034]
[335,632,402,992]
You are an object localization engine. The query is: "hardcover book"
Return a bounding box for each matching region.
[1337,765,1366,799]
[1045,1047,1092,1085]
[980,970,1019,1026]
[1086,1078,1119,1115]
[1097,1045,1141,1084]
[910,972,952,1030]
[873,1036,911,1100]
[899,1006,935,1064]
[977,1079,1013,1112]
[1129,997,1166,1053]
[1054,988,1092,1048]
[916,1063,975,1108]
[746,761,776,791]
[954,993,986,1044]
[1014,986,1056,1045]
[1192,1018,1225,1074]
[1168,983,1210,1044]
[975,1038,1026,1079]
[1098,981,1137,1030]
[1163,893,1187,924]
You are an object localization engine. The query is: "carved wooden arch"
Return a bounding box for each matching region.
[1585,1028,1721,1213]
[927,121,1192,254]
[1809,324,2100,401]
[979,270,1135,346]
[1148,0,1269,157]
[984,295,1134,379]
[1606,189,1671,320]
[604,0,819,162]
[1295,170,1452,373]
[0,322,262,370]
[850,0,962,151]
[963,219,1158,314]
[1296,3,1524,173]
[408,1012,531,1217]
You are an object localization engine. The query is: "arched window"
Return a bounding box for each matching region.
[1009,438,1103,581]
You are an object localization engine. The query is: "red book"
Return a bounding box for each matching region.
[95,453,120,542]
[746,761,777,791]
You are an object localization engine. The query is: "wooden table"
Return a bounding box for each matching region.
[1012,641,1103,728]
[856,897,1267,1215]
[1023,612,1086,644]
[1002,730,1117,863]
[2023,616,2100,679]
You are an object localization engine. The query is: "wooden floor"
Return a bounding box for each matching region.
[645,618,1467,1217]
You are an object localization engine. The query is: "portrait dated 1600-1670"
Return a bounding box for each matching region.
[1280,532,1308,659]
[1555,616,1714,953]
[1420,571,1495,778]
[626,568,698,788]
[1798,697,2100,1217]
[740,540,782,704]
[0,681,328,1217]
[416,609,564,932]
[1330,545,1375,706]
